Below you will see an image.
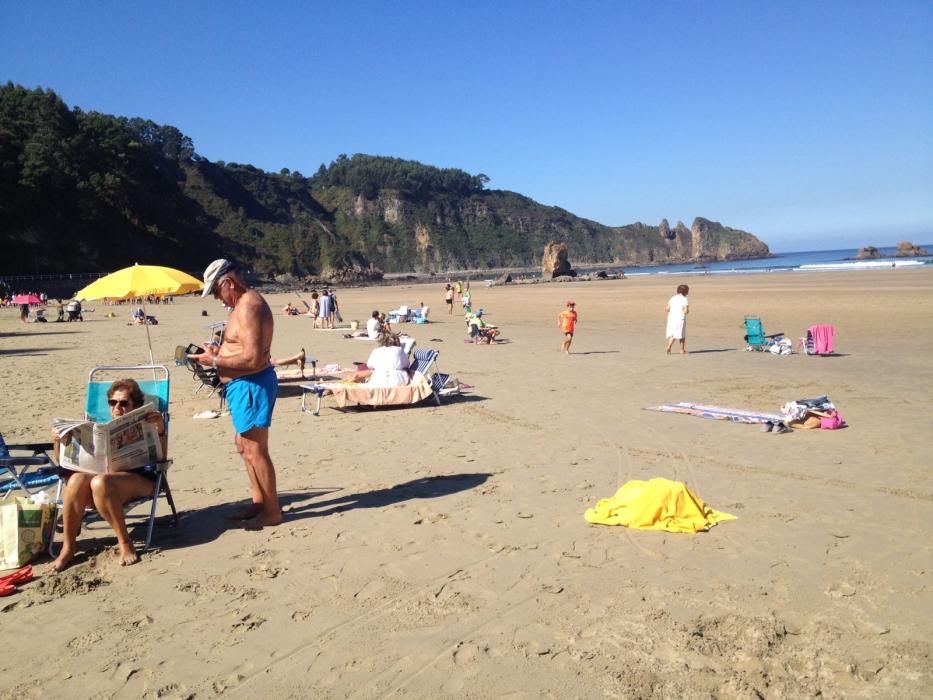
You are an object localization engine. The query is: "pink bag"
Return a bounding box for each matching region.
[820,411,845,430]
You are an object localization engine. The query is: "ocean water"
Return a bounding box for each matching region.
[576,244,933,277]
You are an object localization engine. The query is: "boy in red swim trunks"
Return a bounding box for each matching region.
[558,300,578,354]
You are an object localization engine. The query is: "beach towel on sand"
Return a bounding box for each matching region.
[644,402,784,424]
[584,478,736,533]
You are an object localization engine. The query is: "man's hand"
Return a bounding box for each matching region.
[188,344,219,368]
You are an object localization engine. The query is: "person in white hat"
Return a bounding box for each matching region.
[189,259,282,529]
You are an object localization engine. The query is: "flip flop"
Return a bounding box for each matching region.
[0,565,32,586]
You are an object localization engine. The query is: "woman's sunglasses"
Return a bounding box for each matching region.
[108,399,131,408]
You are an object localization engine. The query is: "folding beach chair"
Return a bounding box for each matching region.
[411,348,460,403]
[51,365,178,553]
[206,321,227,346]
[0,435,59,496]
[175,343,226,409]
[743,316,785,351]
[798,325,836,355]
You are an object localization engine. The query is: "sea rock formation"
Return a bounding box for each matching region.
[895,241,929,257]
[856,246,881,259]
[542,242,575,278]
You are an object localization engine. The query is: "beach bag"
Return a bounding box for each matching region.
[820,411,846,430]
[0,495,57,568]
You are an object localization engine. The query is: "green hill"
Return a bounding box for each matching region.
[0,84,769,277]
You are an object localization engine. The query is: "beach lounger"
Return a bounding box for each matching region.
[299,347,456,416]
[411,348,459,401]
[50,365,178,554]
[743,316,785,351]
[0,435,59,496]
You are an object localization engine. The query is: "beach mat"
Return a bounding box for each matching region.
[644,402,784,424]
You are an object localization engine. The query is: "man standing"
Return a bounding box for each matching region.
[190,259,282,529]
[558,300,578,354]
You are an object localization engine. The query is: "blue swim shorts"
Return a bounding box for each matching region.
[225,366,278,434]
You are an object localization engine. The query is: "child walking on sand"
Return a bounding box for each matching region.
[558,300,578,354]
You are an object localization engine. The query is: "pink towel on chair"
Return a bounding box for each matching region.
[808,325,835,354]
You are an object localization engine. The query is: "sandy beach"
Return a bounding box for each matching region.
[1,269,931,699]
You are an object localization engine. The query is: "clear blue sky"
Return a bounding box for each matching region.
[2,1,931,251]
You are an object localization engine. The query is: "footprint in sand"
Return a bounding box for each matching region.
[232,613,265,632]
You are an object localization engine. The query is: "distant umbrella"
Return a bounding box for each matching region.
[12,294,42,304]
[74,264,204,363]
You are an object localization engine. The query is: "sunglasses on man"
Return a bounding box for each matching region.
[108,399,131,408]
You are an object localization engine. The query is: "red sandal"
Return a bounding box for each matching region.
[0,565,33,587]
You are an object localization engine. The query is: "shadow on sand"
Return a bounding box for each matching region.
[0,347,64,357]
[58,474,492,558]
[285,473,492,518]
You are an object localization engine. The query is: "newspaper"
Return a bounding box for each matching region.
[53,403,164,474]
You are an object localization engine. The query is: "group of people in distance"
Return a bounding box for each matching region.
[282,288,340,328]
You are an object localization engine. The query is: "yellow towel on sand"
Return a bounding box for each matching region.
[584,478,736,533]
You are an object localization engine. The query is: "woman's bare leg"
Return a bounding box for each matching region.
[52,474,93,571]
[90,473,156,566]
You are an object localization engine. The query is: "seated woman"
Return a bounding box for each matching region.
[352,332,411,387]
[133,307,146,324]
[468,310,500,343]
[52,379,167,571]
[347,310,384,339]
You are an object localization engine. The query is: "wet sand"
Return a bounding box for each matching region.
[1,269,931,698]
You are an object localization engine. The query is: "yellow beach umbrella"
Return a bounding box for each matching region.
[75,263,204,363]
[75,264,203,301]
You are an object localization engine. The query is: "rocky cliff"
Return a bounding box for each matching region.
[313,184,771,273]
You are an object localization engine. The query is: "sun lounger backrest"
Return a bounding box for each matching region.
[411,349,439,377]
[85,366,171,422]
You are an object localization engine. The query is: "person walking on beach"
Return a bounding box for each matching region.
[445,284,454,316]
[318,289,334,329]
[558,300,578,354]
[189,259,282,529]
[665,284,690,354]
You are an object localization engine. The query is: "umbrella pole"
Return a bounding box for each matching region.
[141,299,155,365]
